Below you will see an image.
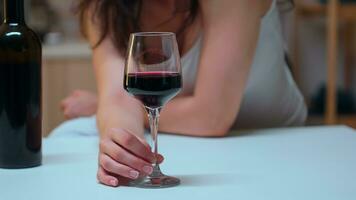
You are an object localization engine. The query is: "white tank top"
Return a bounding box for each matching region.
[179,0,307,129]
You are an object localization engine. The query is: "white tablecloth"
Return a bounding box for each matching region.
[1,126,356,200]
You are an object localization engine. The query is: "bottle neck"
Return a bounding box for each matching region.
[3,0,25,24]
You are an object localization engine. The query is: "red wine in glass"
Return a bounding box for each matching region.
[124,71,181,108]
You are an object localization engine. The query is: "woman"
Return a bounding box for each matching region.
[55,0,306,186]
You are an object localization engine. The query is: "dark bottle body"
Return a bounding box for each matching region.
[0,0,42,168]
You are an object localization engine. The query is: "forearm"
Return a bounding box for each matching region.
[157,96,235,137]
[158,97,202,136]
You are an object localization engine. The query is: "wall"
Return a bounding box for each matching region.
[281,0,356,106]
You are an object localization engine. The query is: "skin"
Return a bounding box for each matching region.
[62,0,272,187]
[60,90,98,120]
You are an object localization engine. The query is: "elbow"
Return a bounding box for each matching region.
[202,122,232,137]
[202,128,230,138]
[194,111,235,137]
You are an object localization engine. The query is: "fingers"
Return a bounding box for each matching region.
[99,154,141,180]
[60,98,70,111]
[100,139,154,175]
[63,109,76,119]
[60,97,75,119]
[97,166,118,187]
[63,105,78,119]
[60,90,82,118]
[60,95,82,119]
[156,154,164,164]
[109,128,155,162]
[60,90,98,119]
[136,136,151,150]
[98,128,165,187]
[134,134,164,164]
[72,90,82,96]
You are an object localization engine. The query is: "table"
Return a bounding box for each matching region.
[1,126,356,200]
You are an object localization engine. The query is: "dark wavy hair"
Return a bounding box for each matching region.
[76,0,293,55]
[76,0,198,55]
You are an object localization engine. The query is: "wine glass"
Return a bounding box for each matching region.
[123,32,182,188]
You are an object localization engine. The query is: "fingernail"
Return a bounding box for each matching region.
[129,170,139,179]
[157,155,164,163]
[110,179,118,186]
[143,165,153,174]
[149,155,156,163]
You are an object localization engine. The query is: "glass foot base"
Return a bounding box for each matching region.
[129,165,180,188]
[130,175,180,188]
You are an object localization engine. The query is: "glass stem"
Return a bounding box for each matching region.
[147,107,161,168]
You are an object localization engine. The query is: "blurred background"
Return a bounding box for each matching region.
[1,0,356,136]
[1,0,95,136]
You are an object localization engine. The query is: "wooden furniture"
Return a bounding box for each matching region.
[42,42,96,136]
[1,126,356,199]
[293,0,356,127]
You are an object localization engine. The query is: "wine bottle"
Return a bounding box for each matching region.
[0,0,42,168]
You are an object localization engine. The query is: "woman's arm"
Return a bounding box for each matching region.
[92,36,145,139]
[83,10,157,187]
[158,0,268,137]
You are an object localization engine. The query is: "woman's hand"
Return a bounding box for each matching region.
[60,90,98,119]
[97,127,164,187]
